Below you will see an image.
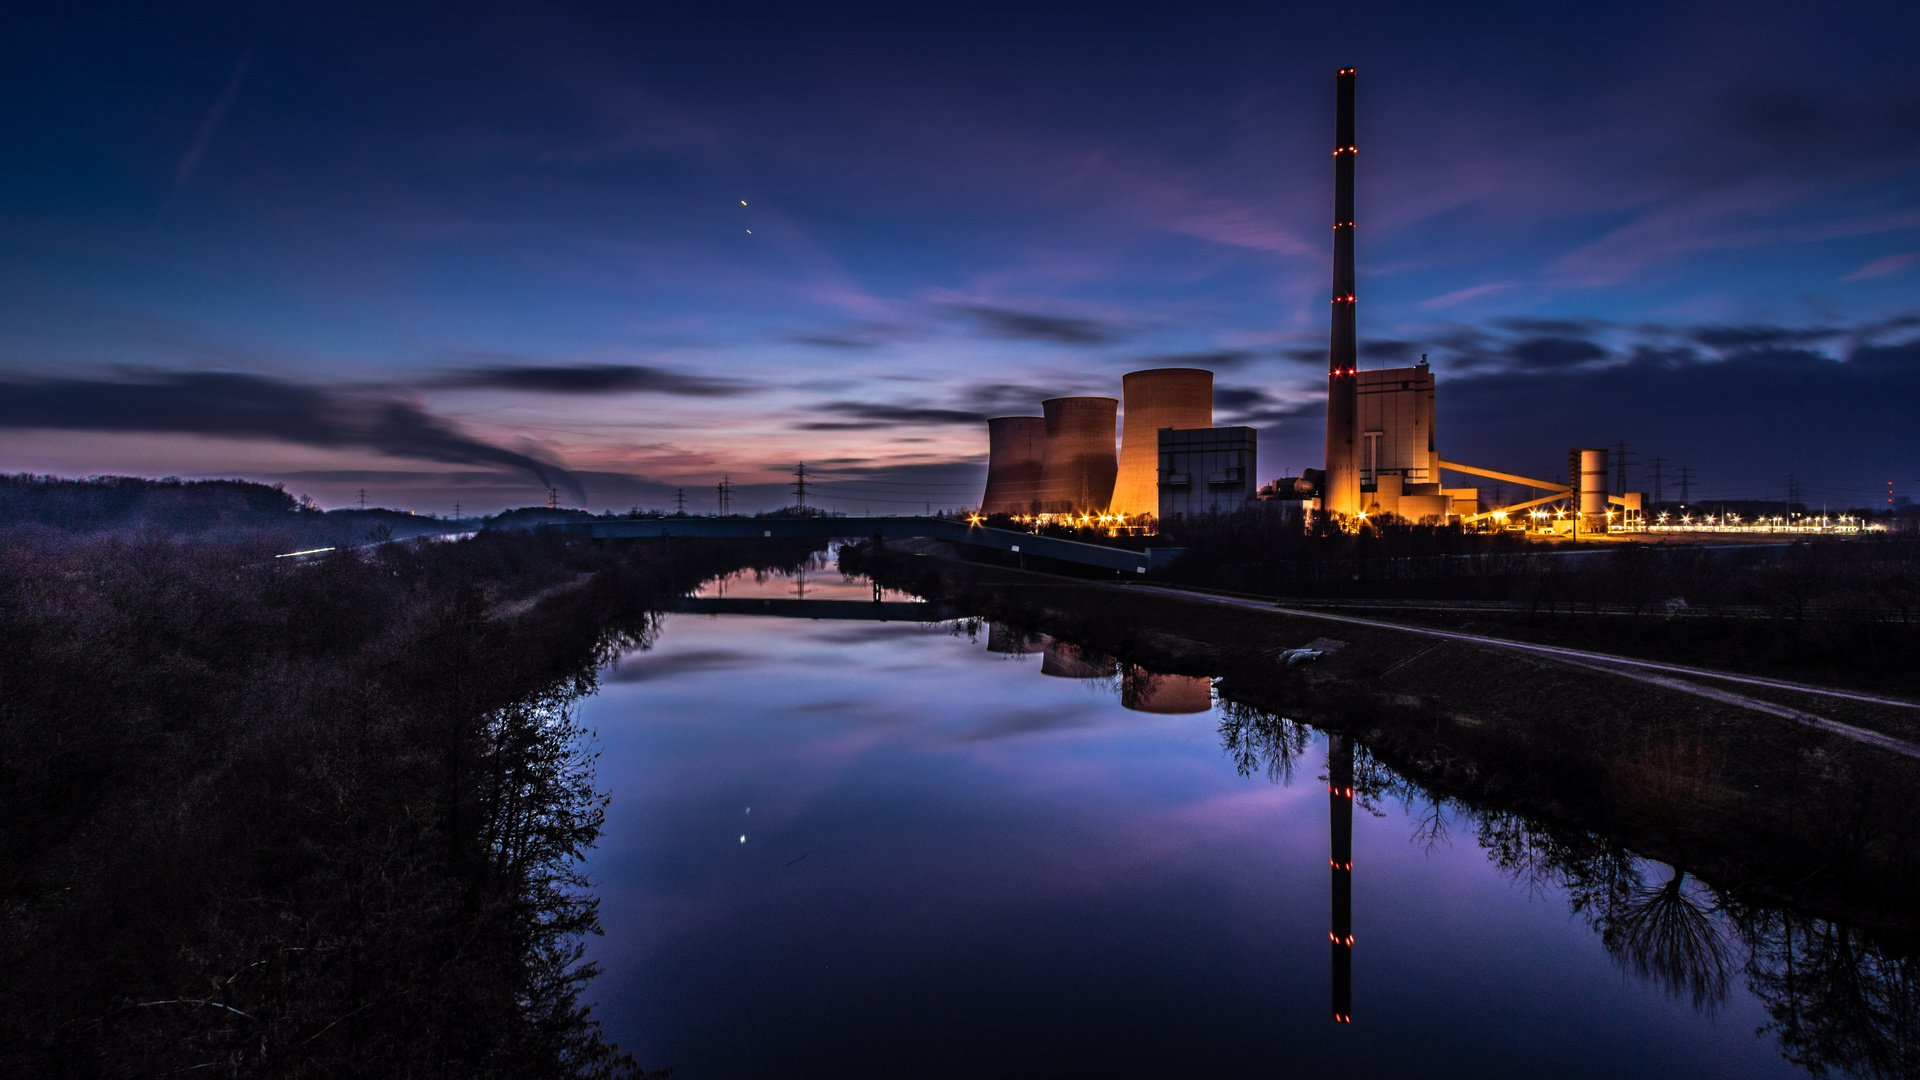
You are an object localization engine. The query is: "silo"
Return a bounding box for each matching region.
[1038,396,1119,515]
[1113,368,1212,518]
[980,416,1047,516]
[1582,445,1612,530]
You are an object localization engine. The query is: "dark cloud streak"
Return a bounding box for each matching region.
[949,305,1128,345]
[0,372,582,500]
[441,363,747,396]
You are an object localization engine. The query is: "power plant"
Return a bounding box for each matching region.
[962,66,1798,538]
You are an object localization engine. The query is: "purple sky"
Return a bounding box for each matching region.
[2,1,1916,513]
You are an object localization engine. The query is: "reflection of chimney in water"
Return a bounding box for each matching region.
[1329,733,1354,1024]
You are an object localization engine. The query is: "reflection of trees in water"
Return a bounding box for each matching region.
[1216,702,1919,1079]
[1743,912,1920,1079]
[1609,869,1733,1013]
[1218,701,1310,785]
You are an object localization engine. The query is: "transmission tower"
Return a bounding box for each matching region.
[792,463,809,510]
[1649,457,1664,505]
[1786,474,1801,511]
[674,487,687,514]
[1612,440,1634,495]
[547,487,557,509]
[717,474,732,515]
[358,488,367,510]
[453,501,461,519]
[1677,466,1692,505]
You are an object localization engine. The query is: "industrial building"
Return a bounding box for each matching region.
[1156,426,1257,520]
[1036,396,1119,514]
[1113,368,1212,517]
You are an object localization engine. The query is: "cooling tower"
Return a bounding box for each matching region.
[1119,670,1213,714]
[1040,639,1118,679]
[1038,396,1118,514]
[1323,67,1361,517]
[980,416,1047,516]
[985,622,1043,655]
[1113,368,1212,518]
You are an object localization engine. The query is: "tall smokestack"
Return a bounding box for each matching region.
[1323,67,1360,517]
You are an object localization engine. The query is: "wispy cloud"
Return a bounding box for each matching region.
[1420,282,1513,309]
[175,52,252,187]
[1844,252,1917,280]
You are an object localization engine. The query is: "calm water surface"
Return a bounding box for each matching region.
[578,566,1802,1078]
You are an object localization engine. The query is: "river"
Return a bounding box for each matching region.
[571,562,1862,1078]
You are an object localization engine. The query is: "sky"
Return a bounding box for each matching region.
[2,0,1917,514]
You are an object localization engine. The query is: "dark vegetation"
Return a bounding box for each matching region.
[1151,510,1920,695]
[849,546,1920,1077]
[0,509,819,1077]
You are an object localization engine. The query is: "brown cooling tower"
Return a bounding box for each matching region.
[1040,639,1118,679]
[985,622,1044,655]
[1119,669,1213,714]
[980,416,1047,515]
[1038,396,1119,514]
[1112,368,1212,518]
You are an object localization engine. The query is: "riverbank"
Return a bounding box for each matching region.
[845,544,1920,947]
[0,528,819,1079]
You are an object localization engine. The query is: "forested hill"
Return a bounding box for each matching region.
[0,474,457,542]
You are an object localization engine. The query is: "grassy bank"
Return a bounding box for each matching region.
[845,544,1920,941]
[0,527,817,1078]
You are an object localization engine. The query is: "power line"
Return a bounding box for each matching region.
[1612,440,1634,496]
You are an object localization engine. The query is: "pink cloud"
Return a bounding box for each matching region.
[1843,252,1917,280]
[1419,282,1513,309]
